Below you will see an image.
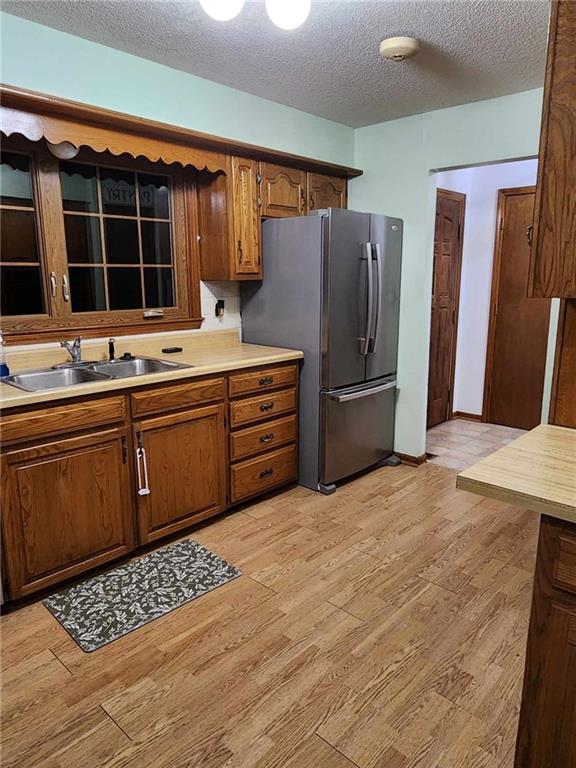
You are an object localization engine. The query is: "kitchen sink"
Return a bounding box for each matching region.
[89,357,190,378]
[3,367,113,392]
[3,356,191,392]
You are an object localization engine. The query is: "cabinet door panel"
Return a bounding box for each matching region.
[232,157,261,277]
[1,428,134,598]
[260,163,306,218]
[135,404,227,544]
[307,173,347,212]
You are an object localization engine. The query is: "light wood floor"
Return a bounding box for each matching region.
[1,463,538,768]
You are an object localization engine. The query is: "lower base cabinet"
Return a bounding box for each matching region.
[133,404,227,544]
[1,427,135,598]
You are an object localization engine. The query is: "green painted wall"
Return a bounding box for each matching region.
[0,13,354,165]
[349,89,545,457]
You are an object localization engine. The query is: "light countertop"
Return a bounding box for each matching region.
[0,330,303,411]
[457,424,576,524]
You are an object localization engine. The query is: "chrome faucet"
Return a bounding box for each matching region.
[60,336,82,364]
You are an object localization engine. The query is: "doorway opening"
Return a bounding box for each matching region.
[425,157,556,471]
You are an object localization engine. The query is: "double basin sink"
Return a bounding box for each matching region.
[4,356,191,393]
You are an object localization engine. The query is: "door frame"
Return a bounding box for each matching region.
[427,188,466,427]
[482,185,535,422]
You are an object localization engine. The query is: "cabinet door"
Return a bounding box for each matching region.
[134,404,227,544]
[528,0,576,298]
[307,173,347,212]
[1,428,135,598]
[232,157,261,278]
[260,162,306,218]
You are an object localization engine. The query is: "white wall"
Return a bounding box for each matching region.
[350,89,544,457]
[433,159,555,417]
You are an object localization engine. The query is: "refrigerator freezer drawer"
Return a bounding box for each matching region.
[320,378,396,485]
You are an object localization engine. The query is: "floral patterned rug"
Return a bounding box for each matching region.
[43,539,241,652]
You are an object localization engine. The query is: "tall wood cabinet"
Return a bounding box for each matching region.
[2,427,135,598]
[528,0,576,299]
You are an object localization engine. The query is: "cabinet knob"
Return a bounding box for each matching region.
[260,433,274,443]
[259,468,274,479]
[260,402,274,412]
[259,376,273,386]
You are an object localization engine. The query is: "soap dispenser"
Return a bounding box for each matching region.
[0,332,10,378]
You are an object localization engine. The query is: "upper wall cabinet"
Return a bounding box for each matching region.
[259,162,307,218]
[528,0,576,299]
[307,172,347,212]
[232,157,261,277]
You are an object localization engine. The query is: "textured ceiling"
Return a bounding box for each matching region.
[3,0,550,127]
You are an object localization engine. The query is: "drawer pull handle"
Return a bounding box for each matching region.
[259,468,274,479]
[259,376,273,386]
[260,433,274,443]
[260,402,274,412]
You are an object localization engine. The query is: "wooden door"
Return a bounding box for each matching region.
[528,0,576,299]
[259,162,306,218]
[231,156,261,278]
[307,172,347,212]
[427,189,466,428]
[484,188,551,430]
[134,404,227,544]
[1,428,135,598]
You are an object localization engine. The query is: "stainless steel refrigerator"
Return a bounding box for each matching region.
[241,208,402,494]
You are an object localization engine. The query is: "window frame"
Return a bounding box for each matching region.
[1,137,202,343]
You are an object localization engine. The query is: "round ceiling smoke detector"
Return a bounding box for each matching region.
[379,36,419,62]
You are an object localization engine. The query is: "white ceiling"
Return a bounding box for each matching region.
[3,0,550,128]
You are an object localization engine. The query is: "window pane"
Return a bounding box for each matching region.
[104,218,139,264]
[64,215,103,264]
[101,168,136,216]
[0,152,33,207]
[141,221,172,264]
[107,268,142,310]
[144,268,175,308]
[1,266,44,315]
[139,174,170,219]
[1,210,38,262]
[69,267,106,312]
[60,162,99,213]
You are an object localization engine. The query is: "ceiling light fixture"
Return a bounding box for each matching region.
[265,0,311,30]
[199,0,245,22]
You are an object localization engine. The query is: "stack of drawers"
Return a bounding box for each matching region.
[228,363,299,503]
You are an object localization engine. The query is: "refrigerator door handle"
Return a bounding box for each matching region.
[360,242,374,355]
[368,243,383,354]
[329,380,397,402]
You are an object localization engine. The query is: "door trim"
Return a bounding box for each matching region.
[427,188,466,426]
[482,186,536,422]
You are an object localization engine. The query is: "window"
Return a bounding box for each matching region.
[0,138,201,341]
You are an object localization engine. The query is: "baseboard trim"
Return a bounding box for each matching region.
[451,411,483,423]
[396,452,428,467]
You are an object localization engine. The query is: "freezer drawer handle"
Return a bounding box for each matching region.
[259,468,274,479]
[260,402,274,412]
[330,381,396,403]
[259,376,274,386]
[260,433,274,443]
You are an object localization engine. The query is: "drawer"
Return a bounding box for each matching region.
[1,396,126,445]
[230,414,297,462]
[229,365,297,398]
[553,534,576,595]
[229,388,297,428]
[231,444,297,503]
[131,377,225,417]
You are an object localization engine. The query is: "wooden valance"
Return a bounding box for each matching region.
[0,101,228,174]
[0,84,363,179]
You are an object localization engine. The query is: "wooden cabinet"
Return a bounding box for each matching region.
[231,157,261,277]
[1,428,135,598]
[307,172,347,212]
[259,162,306,218]
[133,403,227,544]
[528,0,576,299]
[515,515,576,767]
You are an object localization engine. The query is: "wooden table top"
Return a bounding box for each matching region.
[457,424,576,524]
